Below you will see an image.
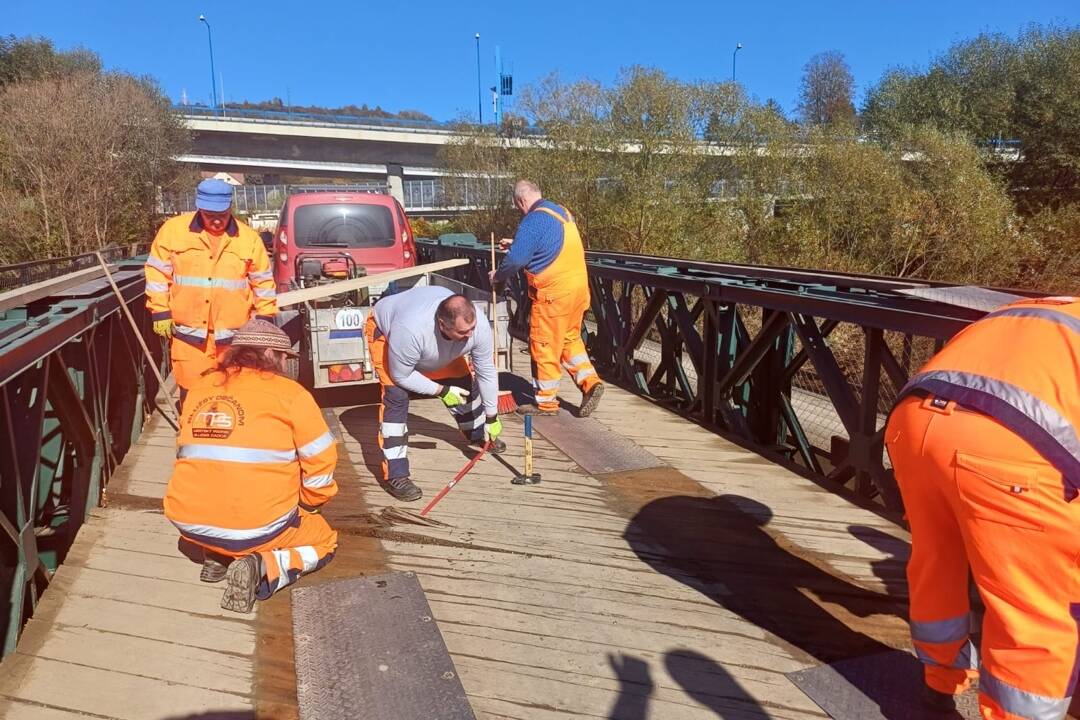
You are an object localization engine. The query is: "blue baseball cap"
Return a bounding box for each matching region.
[195,178,234,212]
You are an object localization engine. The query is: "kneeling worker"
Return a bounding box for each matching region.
[164,319,339,613]
[365,285,504,502]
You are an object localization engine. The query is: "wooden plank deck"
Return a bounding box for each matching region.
[0,376,915,720]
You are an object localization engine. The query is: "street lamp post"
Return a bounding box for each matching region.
[732,43,743,83]
[198,14,218,113]
[475,33,483,124]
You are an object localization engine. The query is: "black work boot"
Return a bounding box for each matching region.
[220,554,260,614]
[381,476,422,502]
[200,551,230,583]
[515,403,559,416]
[578,383,605,417]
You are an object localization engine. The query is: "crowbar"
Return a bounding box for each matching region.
[419,442,490,517]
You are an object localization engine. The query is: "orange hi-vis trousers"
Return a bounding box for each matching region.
[187,509,337,600]
[171,335,227,391]
[886,394,1079,720]
[525,206,599,412]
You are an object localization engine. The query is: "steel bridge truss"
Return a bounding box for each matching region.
[0,262,163,655]
[418,237,996,514]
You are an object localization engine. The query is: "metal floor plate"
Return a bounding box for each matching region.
[291,571,476,720]
[787,650,981,720]
[532,411,665,475]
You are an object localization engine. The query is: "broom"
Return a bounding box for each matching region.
[492,231,517,414]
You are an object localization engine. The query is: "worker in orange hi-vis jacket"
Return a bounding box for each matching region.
[145,178,277,411]
[490,179,604,417]
[163,319,338,614]
[884,296,1080,719]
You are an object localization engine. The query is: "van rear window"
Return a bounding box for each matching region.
[293,204,395,248]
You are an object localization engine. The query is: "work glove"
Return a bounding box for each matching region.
[153,319,173,338]
[439,385,470,408]
[485,416,503,442]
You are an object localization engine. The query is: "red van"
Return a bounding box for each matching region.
[272,190,417,292]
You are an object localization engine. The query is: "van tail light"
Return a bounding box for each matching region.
[279,251,288,263]
[403,249,412,261]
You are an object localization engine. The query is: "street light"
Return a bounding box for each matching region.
[475,33,483,124]
[732,43,743,83]
[198,14,218,112]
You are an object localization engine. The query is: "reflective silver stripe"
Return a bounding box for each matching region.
[298,431,334,459]
[145,256,173,275]
[174,325,208,340]
[382,444,407,460]
[254,287,277,298]
[381,422,407,437]
[535,378,562,390]
[980,667,1071,720]
[145,281,170,293]
[985,307,1080,336]
[214,329,236,341]
[297,545,319,573]
[269,549,291,592]
[911,614,971,644]
[575,367,596,381]
[178,444,297,463]
[302,473,335,489]
[173,275,212,287]
[566,353,590,367]
[914,639,978,669]
[249,269,274,282]
[910,370,1080,462]
[170,507,295,542]
[174,275,249,290]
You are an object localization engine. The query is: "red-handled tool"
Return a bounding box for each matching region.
[419,441,490,516]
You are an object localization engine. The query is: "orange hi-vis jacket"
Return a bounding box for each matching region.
[145,212,277,348]
[164,368,338,553]
[898,296,1080,497]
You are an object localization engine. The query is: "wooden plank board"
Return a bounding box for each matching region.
[276,258,469,307]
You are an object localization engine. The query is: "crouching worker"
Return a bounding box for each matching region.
[164,319,339,613]
[366,285,504,502]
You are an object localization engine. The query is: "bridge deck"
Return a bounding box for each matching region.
[0,374,914,720]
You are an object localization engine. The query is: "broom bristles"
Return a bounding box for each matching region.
[497,389,518,414]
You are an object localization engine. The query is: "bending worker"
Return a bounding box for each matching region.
[885,296,1079,719]
[164,319,338,614]
[145,178,277,409]
[491,179,603,417]
[365,285,504,502]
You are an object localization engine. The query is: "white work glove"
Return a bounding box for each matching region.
[439,385,470,408]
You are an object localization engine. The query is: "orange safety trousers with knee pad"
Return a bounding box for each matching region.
[524,206,599,412]
[886,296,1080,720]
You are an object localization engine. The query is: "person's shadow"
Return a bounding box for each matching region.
[626,494,898,667]
[847,524,910,602]
[606,650,770,719]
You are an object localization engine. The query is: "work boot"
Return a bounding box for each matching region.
[578,383,605,418]
[200,551,230,583]
[381,476,422,502]
[472,438,506,454]
[516,403,559,417]
[220,554,260,614]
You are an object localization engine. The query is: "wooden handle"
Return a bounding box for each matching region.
[276,258,469,308]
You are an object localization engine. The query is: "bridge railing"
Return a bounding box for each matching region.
[0,260,162,656]
[417,236,1032,513]
[0,245,150,294]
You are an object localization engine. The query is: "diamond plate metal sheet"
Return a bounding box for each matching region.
[291,571,476,720]
[532,412,665,475]
[897,286,1025,313]
[787,650,981,719]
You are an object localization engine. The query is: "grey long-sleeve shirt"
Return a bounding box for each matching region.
[372,285,498,417]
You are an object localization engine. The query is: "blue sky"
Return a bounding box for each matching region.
[7,1,1077,121]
